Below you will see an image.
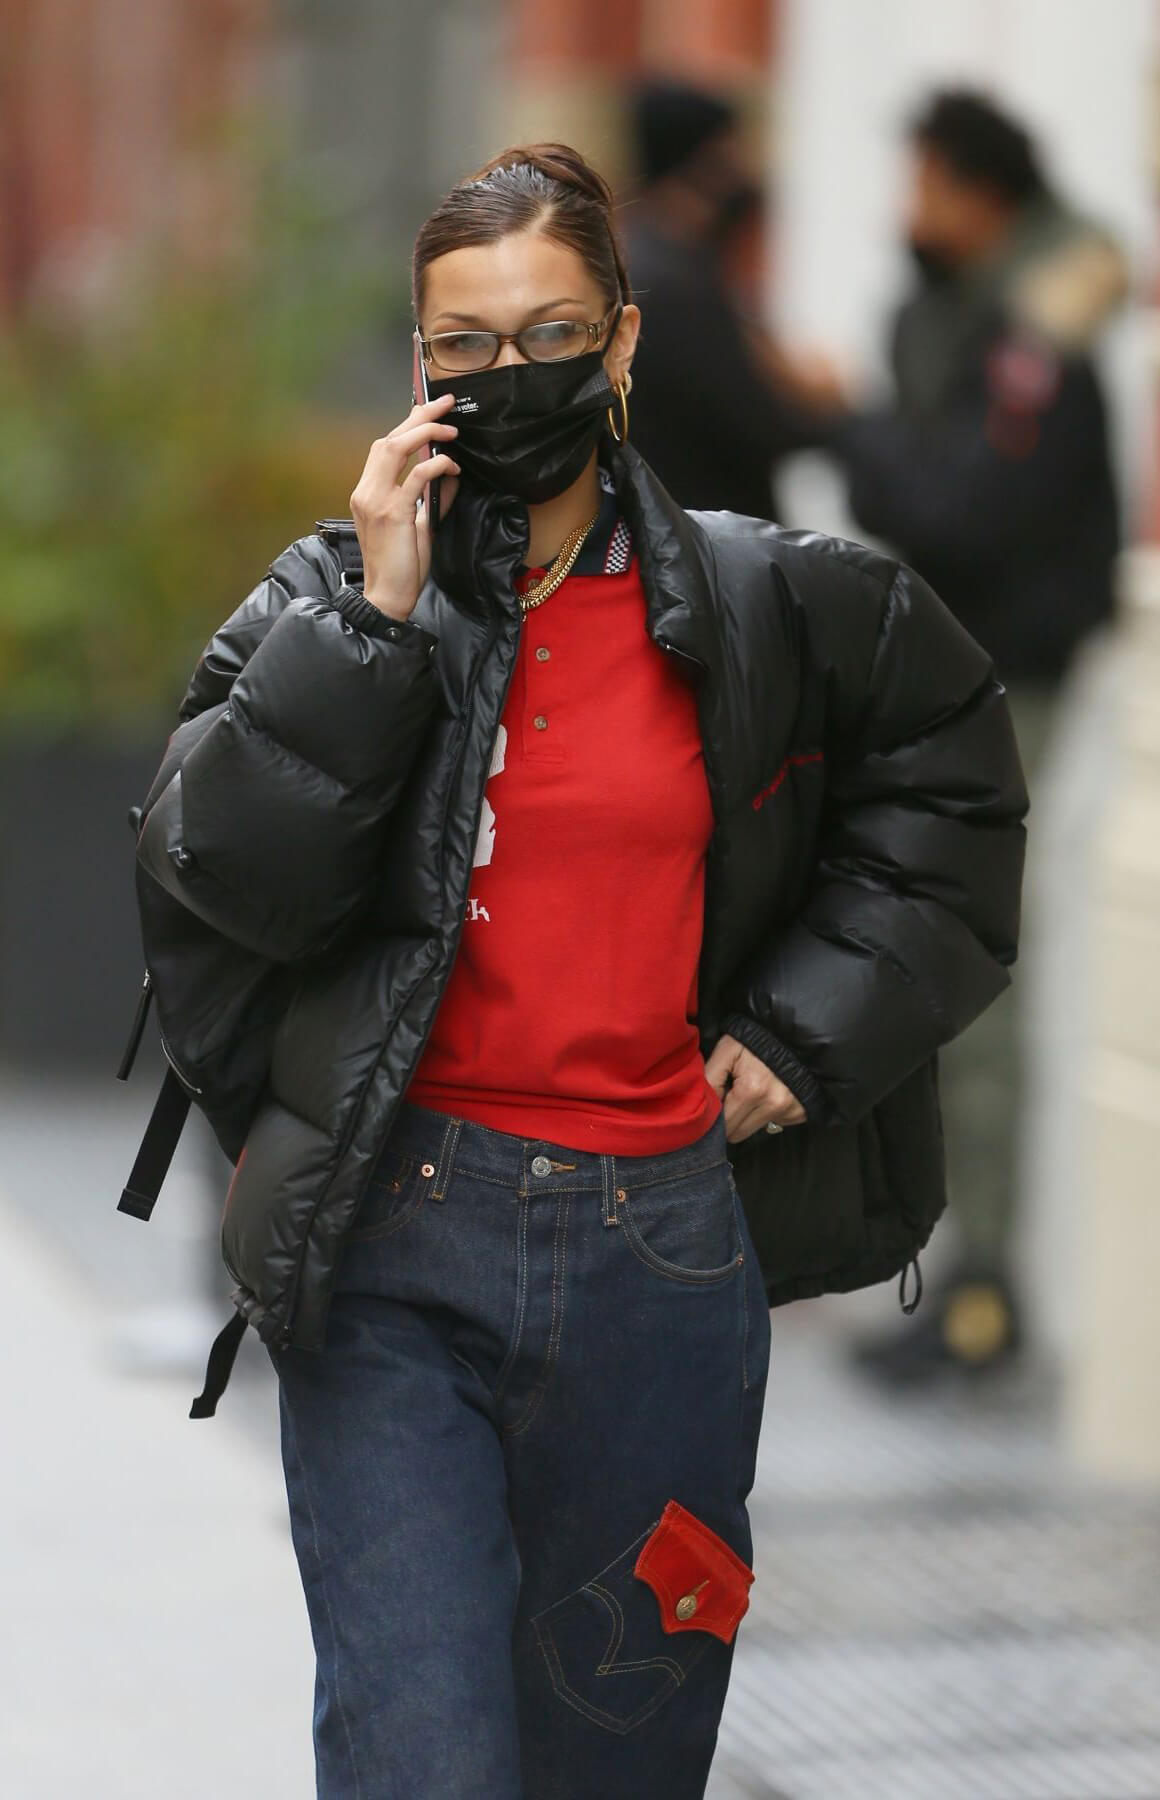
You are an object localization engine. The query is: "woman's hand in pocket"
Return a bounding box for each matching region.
[704,1035,806,1143]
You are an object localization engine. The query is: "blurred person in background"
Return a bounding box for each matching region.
[622,79,823,519]
[786,89,1124,1385]
[129,143,1025,1795]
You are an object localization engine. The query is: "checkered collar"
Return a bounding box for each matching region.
[573,464,634,575]
[516,464,634,582]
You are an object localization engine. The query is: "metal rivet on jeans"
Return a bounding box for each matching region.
[421,1162,436,1178]
[531,1155,552,1177]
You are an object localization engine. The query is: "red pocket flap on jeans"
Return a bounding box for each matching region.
[633,1499,754,1644]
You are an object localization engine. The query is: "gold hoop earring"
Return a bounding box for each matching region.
[606,377,630,445]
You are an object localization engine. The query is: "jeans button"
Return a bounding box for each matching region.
[531,1155,552,1177]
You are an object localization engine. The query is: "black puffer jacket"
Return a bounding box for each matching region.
[134,446,1026,1352]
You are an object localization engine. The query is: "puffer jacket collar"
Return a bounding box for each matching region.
[427,477,527,625]
[611,444,721,678]
[427,444,715,663]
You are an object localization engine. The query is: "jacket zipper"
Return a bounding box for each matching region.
[116,971,155,1082]
[654,634,702,669]
[157,1022,204,1095]
[117,964,204,1096]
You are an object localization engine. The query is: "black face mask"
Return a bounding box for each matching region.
[906,237,959,288]
[707,179,762,245]
[425,350,614,505]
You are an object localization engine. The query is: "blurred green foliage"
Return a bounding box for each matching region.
[0,164,411,739]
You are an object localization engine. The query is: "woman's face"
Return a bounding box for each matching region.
[420,229,640,387]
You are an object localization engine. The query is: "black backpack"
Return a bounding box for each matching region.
[115,520,366,1417]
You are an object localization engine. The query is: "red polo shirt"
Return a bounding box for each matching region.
[407,529,721,1154]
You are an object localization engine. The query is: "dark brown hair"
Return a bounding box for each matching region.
[412,143,631,318]
[910,90,1047,205]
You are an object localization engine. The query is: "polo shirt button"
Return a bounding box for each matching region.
[535,646,550,661]
[531,1155,552,1177]
[533,715,548,730]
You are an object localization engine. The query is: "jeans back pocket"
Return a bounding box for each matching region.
[533,1526,708,1735]
[533,1503,749,1736]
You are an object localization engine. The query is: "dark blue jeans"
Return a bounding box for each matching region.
[271,1101,771,1800]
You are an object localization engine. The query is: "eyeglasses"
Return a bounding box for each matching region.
[419,305,621,374]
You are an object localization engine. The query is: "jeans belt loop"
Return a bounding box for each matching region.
[600,1153,619,1228]
[431,1116,462,1202]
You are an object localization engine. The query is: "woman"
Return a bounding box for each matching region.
[133,146,1026,1797]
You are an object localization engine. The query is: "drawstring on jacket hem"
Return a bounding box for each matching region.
[899,1256,924,1315]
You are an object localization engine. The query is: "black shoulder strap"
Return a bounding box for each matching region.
[117,1068,191,1222]
[315,517,364,588]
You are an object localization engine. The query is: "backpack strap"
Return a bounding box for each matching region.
[117,1067,191,1222]
[119,780,192,1220]
[118,806,153,1084]
[316,517,364,588]
[189,1310,249,1419]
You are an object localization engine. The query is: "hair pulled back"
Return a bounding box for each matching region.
[412,143,631,317]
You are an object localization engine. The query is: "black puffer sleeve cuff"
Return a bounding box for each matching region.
[720,1012,828,1124]
[332,585,439,655]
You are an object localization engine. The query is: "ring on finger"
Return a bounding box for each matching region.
[765,1120,783,1135]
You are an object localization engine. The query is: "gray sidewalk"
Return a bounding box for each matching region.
[4,1073,1160,1798]
[0,1190,312,1798]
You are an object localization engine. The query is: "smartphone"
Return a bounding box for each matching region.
[411,330,442,534]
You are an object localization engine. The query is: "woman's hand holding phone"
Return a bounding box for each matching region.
[348,394,460,620]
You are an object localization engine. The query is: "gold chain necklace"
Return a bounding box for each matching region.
[518,510,601,613]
